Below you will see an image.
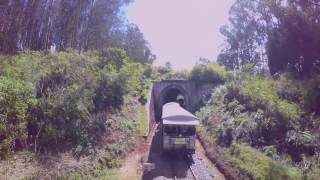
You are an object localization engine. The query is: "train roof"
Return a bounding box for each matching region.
[162,102,199,126]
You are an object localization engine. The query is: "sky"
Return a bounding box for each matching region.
[125,0,235,70]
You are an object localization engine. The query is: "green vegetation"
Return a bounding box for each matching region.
[218,0,320,78]
[150,62,190,81]
[136,105,148,136]
[0,77,36,158]
[2,0,320,179]
[49,165,119,180]
[0,49,150,178]
[225,144,302,180]
[197,66,320,179]
[190,63,227,84]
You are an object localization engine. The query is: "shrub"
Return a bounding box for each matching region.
[226,144,303,180]
[263,145,278,157]
[0,77,36,158]
[197,71,320,178]
[242,77,279,109]
[32,85,95,150]
[274,73,302,103]
[286,130,316,150]
[277,100,301,124]
[301,75,320,114]
[190,63,227,84]
[94,52,145,111]
[231,76,301,131]
[119,60,144,96]
[94,66,127,111]
[0,50,146,156]
[226,99,240,116]
[97,48,128,70]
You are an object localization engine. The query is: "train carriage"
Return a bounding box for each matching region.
[161,102,199,154]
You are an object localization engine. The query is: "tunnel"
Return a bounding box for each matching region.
[155,85,190,121]
[162,88,185,107]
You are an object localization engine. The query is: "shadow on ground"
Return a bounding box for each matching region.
[142,126,190,180]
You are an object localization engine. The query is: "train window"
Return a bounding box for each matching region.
[180,126,196,136]
[164,125,196,136]
[164,126,179,135]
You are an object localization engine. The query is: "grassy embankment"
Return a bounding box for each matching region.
[192,64,320,179]
[0,49,150,179]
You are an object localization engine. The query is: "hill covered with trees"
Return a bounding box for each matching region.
[196,0,320,179]
[0,0,154,178]
[0,0,155,64]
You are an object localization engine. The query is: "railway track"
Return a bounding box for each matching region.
[188,160,197,180]
[167,153,213,180]
[185,154,214,180]
[143,125,218,180]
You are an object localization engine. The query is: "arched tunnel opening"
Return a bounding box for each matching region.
[162,88,186,108]
[155,87,189,121]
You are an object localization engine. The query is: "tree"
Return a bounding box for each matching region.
[217,0,267,71]
[0,0,155,65]
[122,24,156,64]
[266,0,320,77]
[219,0,320,77]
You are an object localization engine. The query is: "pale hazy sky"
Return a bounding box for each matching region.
[125,0,234,70]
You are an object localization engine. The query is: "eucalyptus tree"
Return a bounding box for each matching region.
[0,0,155,65]
[218,0,320,77]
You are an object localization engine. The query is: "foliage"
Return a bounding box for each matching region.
[219,0,320,77]
[225,144,303,180]
[231,76,301,129]
[55,165,119,180]
[226,99,240,116]
[196,69,320,178]
[274,73,302,103]
[0,49,146,158]
[136,105,148,136]
[148,64,190,81]
[190,63,227,84]
[218,0,266,71]
[263,145,278,157]
[300,75,320,114]
[0,1,155,64]
[94,48,145,111]
[285,130,317,157]
[266,1,320,77]
[0,77,36,158]
[242,77,278,107]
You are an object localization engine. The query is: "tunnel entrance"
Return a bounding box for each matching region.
[156,85,190,121]
[162,88,186,108]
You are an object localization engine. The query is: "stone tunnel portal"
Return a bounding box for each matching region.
[156,85,191,122]
[149,80,216,128]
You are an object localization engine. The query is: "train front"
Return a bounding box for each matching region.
[161,102,199,154]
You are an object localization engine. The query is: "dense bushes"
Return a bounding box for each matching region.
[197,69,320,178]
[190,63,227,84]
[0,49,147,158]
[229,76,301,128]
[0,77,36,158]
[225,144,302,179]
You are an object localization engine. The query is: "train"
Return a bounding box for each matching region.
[161,102,199,154]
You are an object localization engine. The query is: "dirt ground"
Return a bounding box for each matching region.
[119,137,149,180]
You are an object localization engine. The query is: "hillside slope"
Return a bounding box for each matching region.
[196,69,320,179]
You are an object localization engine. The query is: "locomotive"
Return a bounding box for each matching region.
[161,102,199,154]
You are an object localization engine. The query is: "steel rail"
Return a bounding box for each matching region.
[185,155,198,180]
